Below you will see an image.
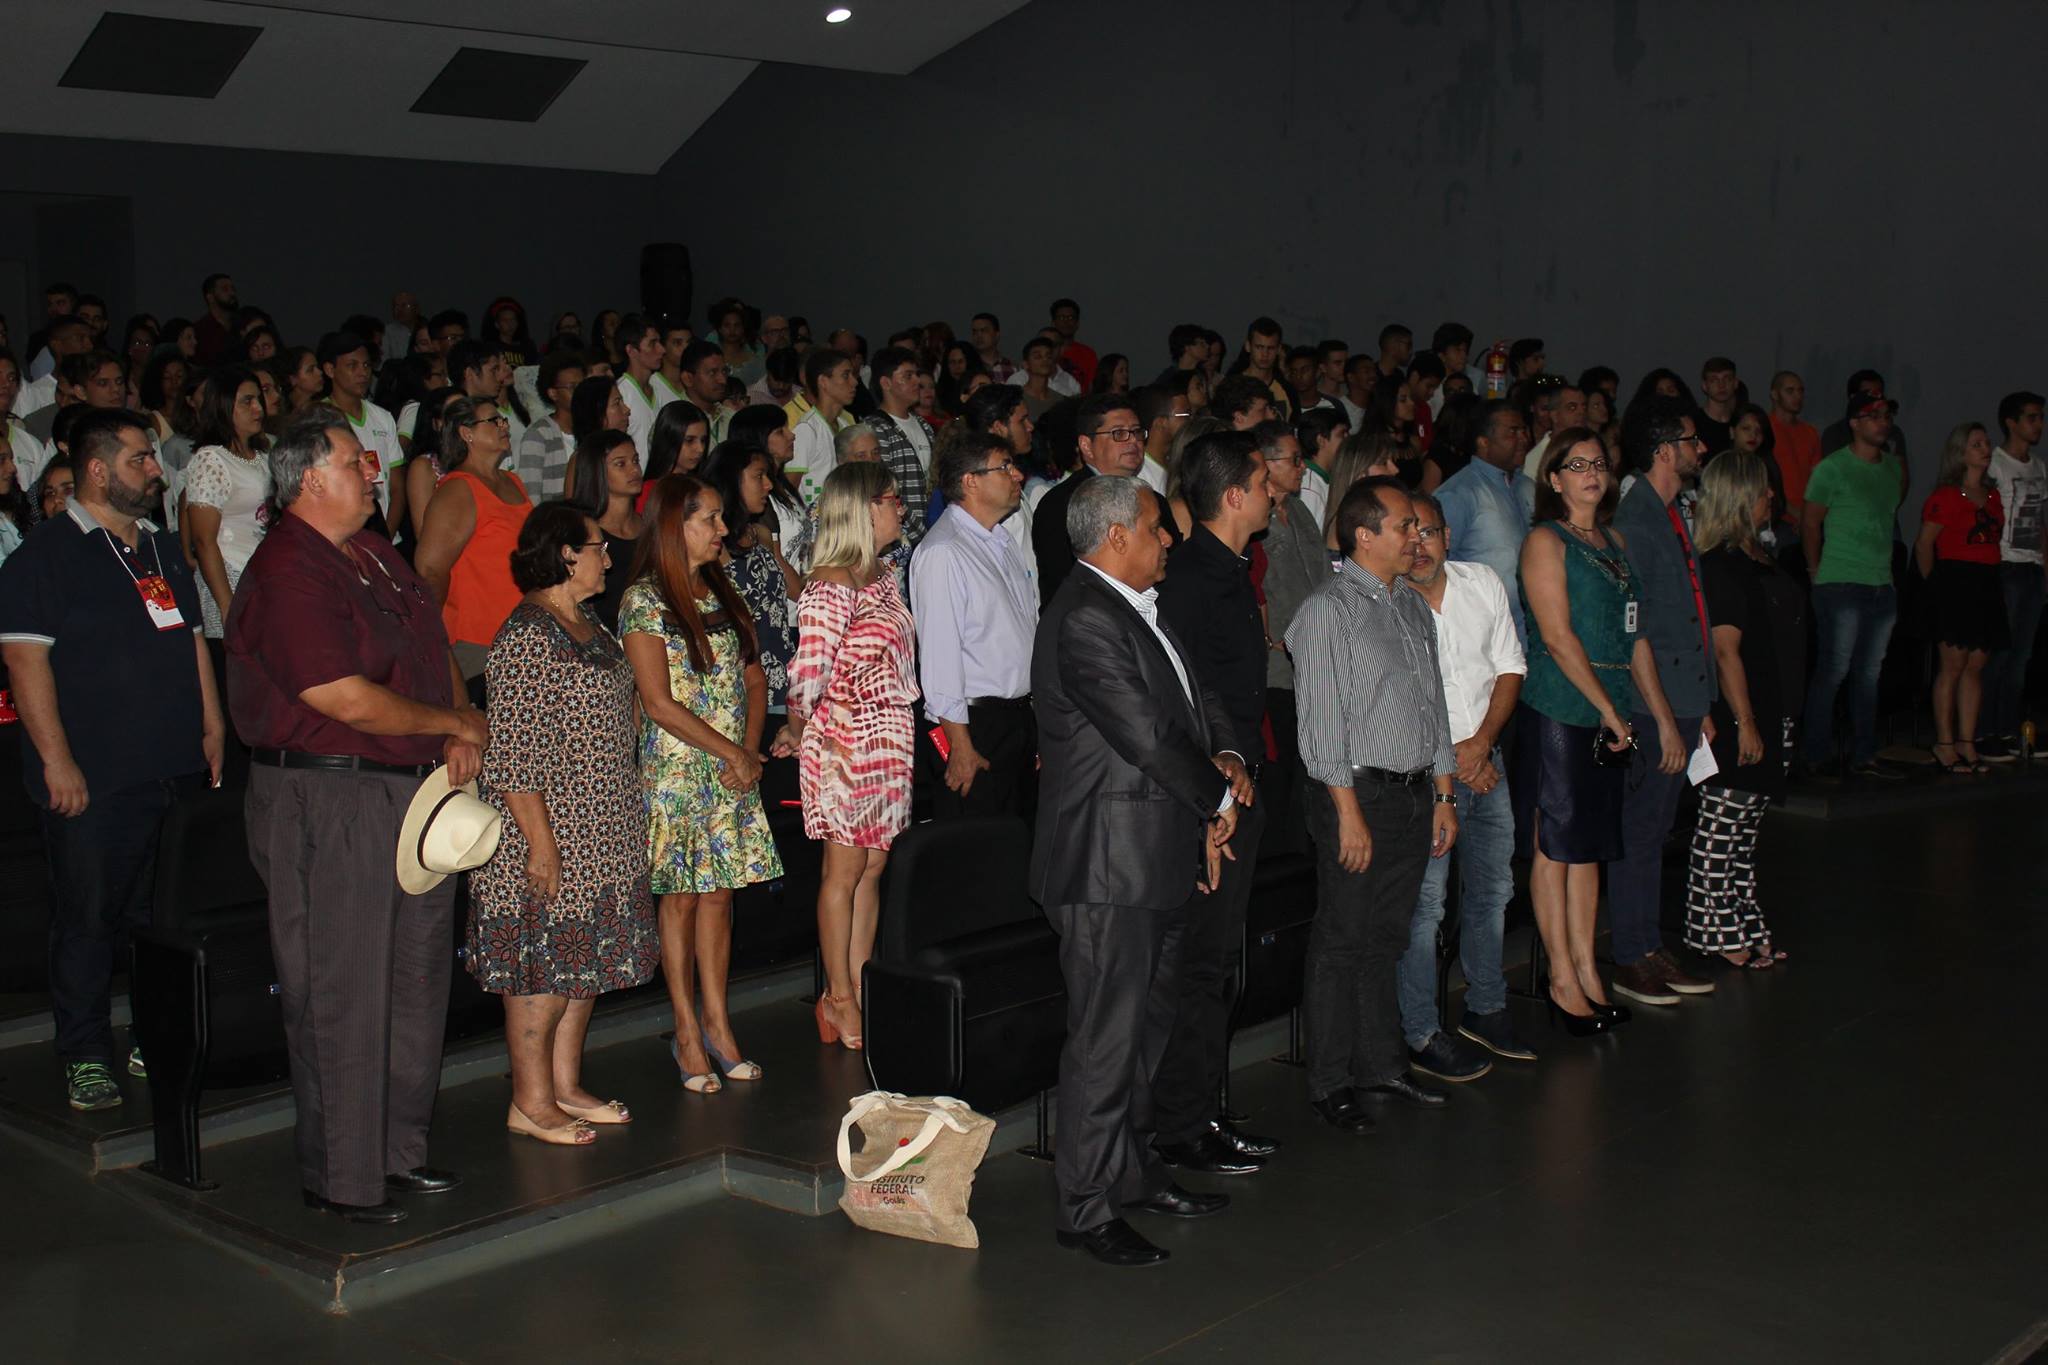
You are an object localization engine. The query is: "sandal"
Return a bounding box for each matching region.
[1755,941,1789,963]
[558,1098,632,1125]
[1931,742,1974,776]
[705,1042,763,1082]
[670,1036,722,1094]
[1719,949,1775,971]
[507,1102,595,1145]
[1956,745,1992,775]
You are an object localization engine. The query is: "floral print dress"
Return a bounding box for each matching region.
[618,578,785,895]
[466,601,658,997]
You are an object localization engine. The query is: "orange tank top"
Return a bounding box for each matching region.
[440,468,532,646]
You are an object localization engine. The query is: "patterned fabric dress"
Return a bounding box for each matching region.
[467,601,658,997]
[618,578,785,894]
[788,572,918,849]
[728,539,795,708]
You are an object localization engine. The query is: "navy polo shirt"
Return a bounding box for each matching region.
[0,500,207,804]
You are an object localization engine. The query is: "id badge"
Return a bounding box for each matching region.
[1623,599,1639,635]
[135,574,187,631]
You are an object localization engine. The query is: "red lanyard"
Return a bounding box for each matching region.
[1666,503,1711,662]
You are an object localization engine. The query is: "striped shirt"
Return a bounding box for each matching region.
[1285,555,1455,785]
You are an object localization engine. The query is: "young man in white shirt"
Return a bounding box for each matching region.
[1294,405,1349,532]
[16,316,92,418]
[613,314,664,469]
[1983,389,2048,758]
[865,346,933,541]
[1398,492,1531,1078]
[320,331,407,531]
[1133,386,1189,495]
[652,319,694,414]
[791,349,859,502]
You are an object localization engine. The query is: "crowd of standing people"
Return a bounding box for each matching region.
[0,280,2040,1250]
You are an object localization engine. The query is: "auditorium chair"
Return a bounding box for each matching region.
[862,817,1065,1135]
[1233,847,1318,1067]
[131,784,287,1190]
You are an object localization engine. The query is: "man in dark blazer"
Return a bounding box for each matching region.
[1031,474,1249,1268]
[1030,392,1148,607]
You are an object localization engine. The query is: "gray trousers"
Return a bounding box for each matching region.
[1047,899,1183,1234]
[246,764,457,1206]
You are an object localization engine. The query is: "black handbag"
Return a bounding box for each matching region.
[1592,727,1637,768]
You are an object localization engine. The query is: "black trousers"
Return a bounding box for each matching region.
[1262,688,1307,858]
[1301,775,1433,1101]
[246,765,458,1206]
[1152,782,1266,1145]
[1047,898,1182,1234]
[919,701,1038,820]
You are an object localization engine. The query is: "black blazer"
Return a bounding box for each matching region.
[1031,464,1094,608]
[1028,563,1236,911]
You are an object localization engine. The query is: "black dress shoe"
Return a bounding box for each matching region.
[1127,1182,1231,1219]
[1055,1217,1170,1267]
[1154,1132,1263,1176]
[1362,1074,1447,1108]
[386,1167,463,1195]
[1308,1089,1377,1135]
[1208,1117,1279,1158]
[303,1190,408,1224]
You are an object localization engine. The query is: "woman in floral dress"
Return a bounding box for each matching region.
[777,462,916,1051]
[619,474,782,1092]
[469,503,657,1144]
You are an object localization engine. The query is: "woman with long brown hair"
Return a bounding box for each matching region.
[618,475,783,1092]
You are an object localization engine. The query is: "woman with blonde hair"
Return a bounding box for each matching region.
[1914,422,2007,774]
[1683,450,1807,968]
[1322,431,1409,548]
[776,461,916,1051]
[618,474,783,1091]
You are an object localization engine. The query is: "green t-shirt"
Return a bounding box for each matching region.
[1806,448,1902,586]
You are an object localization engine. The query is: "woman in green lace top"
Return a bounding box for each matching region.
[1517,428,1684,1034]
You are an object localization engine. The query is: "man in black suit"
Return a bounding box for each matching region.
[1030,392,1148,607]
[1031,474,1248,1268]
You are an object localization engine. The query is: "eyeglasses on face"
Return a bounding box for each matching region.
[1093,426,1147,443]
[871,492,904,507]
[466,414,511,428]
[1415,525,1445,542]
[1663,435,1707,450]
[1559,456,1612,474]
[965,459,1018,478]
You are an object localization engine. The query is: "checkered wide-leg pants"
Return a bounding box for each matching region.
[1681,784,1772,954]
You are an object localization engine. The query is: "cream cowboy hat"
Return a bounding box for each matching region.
[396,765,503,895]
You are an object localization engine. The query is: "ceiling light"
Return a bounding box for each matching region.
[826,7,852,21]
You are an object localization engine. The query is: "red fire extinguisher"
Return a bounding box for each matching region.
[1483,341,1510,399]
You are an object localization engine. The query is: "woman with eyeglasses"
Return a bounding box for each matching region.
[1683,451,1806,969]
[1915,421,2008,774]
[619,475,782,1092]
[468,501,657,1144]
[415,395,533,690]
[1517,428,1677,1035]
[776,462,916,1052]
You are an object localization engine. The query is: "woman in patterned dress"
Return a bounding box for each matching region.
[619,474,783,1092]
[775,462,916,1051]
[469,503,658,1144]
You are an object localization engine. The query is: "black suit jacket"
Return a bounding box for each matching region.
[1031,464,1094,609]
[1029,563,1236,911]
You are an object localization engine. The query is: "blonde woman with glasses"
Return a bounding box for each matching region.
[776,462,917,1051]
[1683,450,1807,969]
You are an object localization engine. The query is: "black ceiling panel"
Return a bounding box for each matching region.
[59,11,262,99]
[411,47,585,123]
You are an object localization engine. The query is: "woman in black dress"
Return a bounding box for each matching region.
[1683,451,1808,968]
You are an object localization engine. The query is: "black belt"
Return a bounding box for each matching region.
[1353,764,1432,785]
[968,695,1033,711]
[251,748,436,778]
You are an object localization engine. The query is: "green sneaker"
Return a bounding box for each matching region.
[128,1046,147,1078]
[65,1061,123,1111]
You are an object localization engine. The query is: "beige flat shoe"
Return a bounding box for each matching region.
[507,1102,595,1145]
[558,1099,632,1124]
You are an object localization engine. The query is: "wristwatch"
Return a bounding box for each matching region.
[1433,793,1457,805]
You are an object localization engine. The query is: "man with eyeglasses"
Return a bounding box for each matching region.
[911,430,1038,820]
[1398,493,1531,1078]
[1609,397,1721,1007]
[1033,393,1147,607]
[1801,389,1907,780]
[1134,385,1188,495]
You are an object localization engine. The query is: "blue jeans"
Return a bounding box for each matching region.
[1610,714,1703,965]
[1802,583,1898,765]
[1986,563,2046,737]
[1396,760,1513,1046]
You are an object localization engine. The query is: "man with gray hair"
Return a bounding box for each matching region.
[1032,475,1242,1268]
[227,407,489,1226]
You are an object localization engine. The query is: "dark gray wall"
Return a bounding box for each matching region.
[3,133,657,346]
[656,0,2047,501]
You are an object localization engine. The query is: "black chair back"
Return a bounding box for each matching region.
[152,786,269,934]
[874,817,1036,962]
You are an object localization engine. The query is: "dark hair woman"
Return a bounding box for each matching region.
[704,439,801,708]
[566,428,644,631]
[727,402,808,566]
[639,401,712,512]
[617,474,783,1092]
[415,394,533,688]
[401,386,459,542]
[935,341,989,419]
[181,364,271,644]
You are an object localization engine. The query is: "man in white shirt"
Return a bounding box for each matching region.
[1984,389,2048,758]
[1294,406,1349,533]
[612,314,664,469]
[1518,382,1585,482]
[1397,492,1531,1079]
[17,317,93,418]
[651,319,694,414]
[1133,386,1189,495]
[911,430,1038,819]
[320,331,407,530]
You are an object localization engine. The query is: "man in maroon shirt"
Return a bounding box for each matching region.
[188,272,239,367]
[226,408,488,1225]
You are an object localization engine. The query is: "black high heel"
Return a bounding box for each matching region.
[1547,999,1612,1037]
[1587,998,1633,1025]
